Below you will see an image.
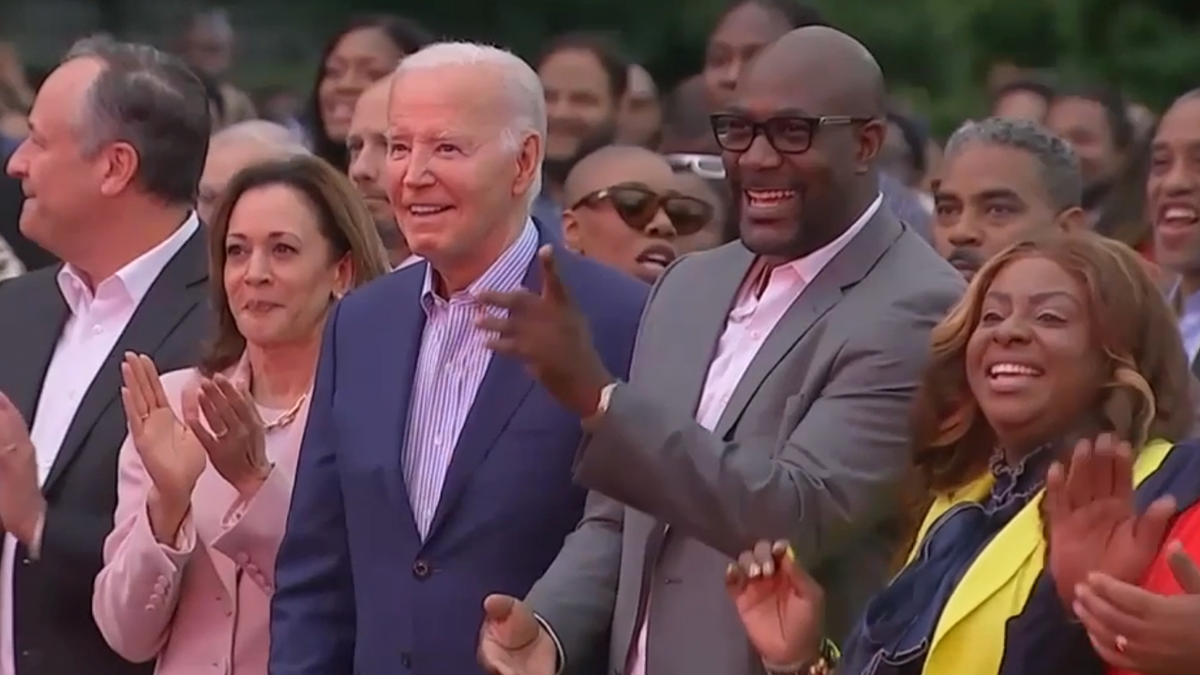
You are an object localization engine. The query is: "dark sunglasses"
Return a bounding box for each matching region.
[571,184,714,236]
[709,113,870,154]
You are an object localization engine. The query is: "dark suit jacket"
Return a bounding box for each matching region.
[269,230,648,675]
[0,229,208,675]
[0,136,55,271]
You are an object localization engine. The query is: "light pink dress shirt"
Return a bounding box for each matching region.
[0,216,198,675]
[92,355,308,675]
[626,194,881,675]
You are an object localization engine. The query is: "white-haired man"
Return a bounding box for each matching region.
[198,120,307,222]
[268,42,648,675]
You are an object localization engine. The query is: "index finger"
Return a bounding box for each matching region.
[1064,438,1093,511]
[1166,541,1200,594]
[538,245,571,305]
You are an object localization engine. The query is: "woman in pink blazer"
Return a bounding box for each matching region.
[93,155,389,675]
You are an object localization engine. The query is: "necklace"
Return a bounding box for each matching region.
[260,393,309,432]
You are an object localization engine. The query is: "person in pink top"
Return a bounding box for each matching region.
[92,154,389,675]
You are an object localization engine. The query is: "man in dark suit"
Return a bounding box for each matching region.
[0,134,54,272]
[269,43,647,675]
[0,37,211,675]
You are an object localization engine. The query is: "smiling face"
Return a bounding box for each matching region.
[318,27,404,143]
[383,63,540,273]
[1148,95,1200,275]
[222,183,351,349]
[964,255,1104,448]
[716,39,884,262]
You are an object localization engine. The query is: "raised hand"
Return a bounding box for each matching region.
[477,594,556,675]
[475,245,612,417]
[726,539,824,668]
[120,353,206,508]
[185,375,270,498]
[1074,542,1200,675]
[1044,434,1176,607]
[0,392,44,546]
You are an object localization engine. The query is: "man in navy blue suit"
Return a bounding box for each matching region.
[269,42,647,675]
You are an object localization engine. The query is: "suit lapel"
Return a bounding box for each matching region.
[4,275,68,425]
[634,245,752,620]
[44,230,208,491]
[711,210,903,439]
[423,249,549,540]
[370,268,425,534]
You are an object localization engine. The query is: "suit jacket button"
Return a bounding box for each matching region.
[411,560,430,579]
[400,652,412,668]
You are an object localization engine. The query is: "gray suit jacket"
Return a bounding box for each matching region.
[526,208,964,675]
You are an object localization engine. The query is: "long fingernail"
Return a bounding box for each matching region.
[726,563,736,575]
[762,561,774,576]
[785,545,796,562]
[748,563,761,578]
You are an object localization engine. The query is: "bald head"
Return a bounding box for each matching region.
[564,145,675,204]
[200,121,309,222]
[743,26,885,118]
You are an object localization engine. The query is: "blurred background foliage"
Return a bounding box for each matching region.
[7,0,1200,137]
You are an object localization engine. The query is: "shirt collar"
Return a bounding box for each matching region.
[392,254,423,272]
[57,212,200,316]
[748,193,882,293]
[420,218,539,312]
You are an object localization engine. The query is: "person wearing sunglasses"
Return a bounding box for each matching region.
[562,144,714,283]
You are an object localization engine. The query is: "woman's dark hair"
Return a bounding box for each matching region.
[305,14,434,171]
[1053,82,1135,152]
[538,31,630,104]
[201,154,391,375]
[716,0,827,30]
[886,111,929,176]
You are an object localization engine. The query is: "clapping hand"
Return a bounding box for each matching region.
[121,353,207,542]
[476,594,556,675]
[1044,434,1176,606]
[1074,542,1200,675]
[476,246,613,418]
[726,539,824,668]
[0,391,44,548]
[185,375,269,498]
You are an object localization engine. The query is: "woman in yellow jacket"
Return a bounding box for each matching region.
[723,233,1199,675]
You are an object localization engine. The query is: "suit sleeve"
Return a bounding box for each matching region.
[269,301,355,675]
[209,463,294,595]
[523,267,649,671]
[573,285,958,565]
[92,425,197,663]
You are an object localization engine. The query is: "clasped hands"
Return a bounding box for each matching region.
[120,353,270,543]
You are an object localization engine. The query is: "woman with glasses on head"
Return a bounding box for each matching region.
[92,155,389,675]
[722,232,1200,675]
[562,145,714,283]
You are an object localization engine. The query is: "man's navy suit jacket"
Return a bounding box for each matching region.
[269,225,648,675]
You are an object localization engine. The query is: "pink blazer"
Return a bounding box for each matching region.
[92,364,308,675]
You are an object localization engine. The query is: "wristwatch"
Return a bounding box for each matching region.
[762,638,840,675]
[583,382,619,424]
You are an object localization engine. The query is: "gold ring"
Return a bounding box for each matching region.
[1115,635,1128,653]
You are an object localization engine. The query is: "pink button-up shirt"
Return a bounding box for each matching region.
[626,194,881,675]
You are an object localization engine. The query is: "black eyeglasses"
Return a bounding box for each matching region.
[709,114,869,154]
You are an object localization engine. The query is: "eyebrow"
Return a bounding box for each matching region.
[985,290,1079,305]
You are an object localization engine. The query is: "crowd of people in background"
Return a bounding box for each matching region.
[0,1,1198,675]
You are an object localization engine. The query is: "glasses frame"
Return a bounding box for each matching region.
[709,113,870,154]
[664,153,727,180]
[570,184,714,236]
